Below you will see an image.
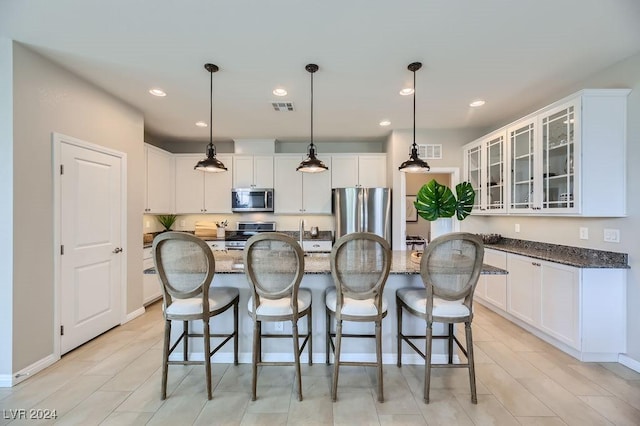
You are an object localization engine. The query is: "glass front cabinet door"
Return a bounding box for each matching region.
[508,118,537,212]
[539,100,579,213]
[463,130,506,215]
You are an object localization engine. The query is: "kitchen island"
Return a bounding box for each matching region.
[150,250,505,365]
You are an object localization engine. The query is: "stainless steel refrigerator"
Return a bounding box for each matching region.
[333,187,391,244]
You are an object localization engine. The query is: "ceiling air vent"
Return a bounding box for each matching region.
[271,102,295,112]
[418,144,442,160]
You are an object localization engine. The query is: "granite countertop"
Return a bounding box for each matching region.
[143,230,333,249]
[144,250,507,276]
[485,237,629,269]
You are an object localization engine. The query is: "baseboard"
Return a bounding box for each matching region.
[0,353,58,387]
[122,307,146,324]
[619,354,640,373]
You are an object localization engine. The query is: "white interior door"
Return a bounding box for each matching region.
[60,141,123,354]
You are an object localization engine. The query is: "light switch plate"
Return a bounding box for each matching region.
[579,227,589,240]
[515,223,520,233]
[604,228,620,243]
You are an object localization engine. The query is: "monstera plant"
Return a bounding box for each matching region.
[414,179,475,222]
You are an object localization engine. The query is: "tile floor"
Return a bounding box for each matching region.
[1,302,639,425]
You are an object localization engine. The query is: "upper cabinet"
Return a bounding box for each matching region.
[464,89,630,216]
[144,144,174,214]
[174,154,233,214]
[273,155,332,214]
[463,131,507,214]
[331,154,387,188]
[233,155,274,188]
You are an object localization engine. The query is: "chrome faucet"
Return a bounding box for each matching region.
[299,218,305,247]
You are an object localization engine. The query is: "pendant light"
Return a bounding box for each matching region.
[398,62,430,173]
[194,63,228,172]
[297,64,328,173]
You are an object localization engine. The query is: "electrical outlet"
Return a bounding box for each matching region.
[515,223,520,233]
[274,322,284,332]
[603,228,620,243]
[579,227,589,240]
[180,220,186,227]
[145,220,150,228]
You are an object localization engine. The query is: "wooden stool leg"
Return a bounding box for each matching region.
[376,320,384,403]
[448,323,454,364]
[233,300,239,365]
[331,320,343,402]
[292,320,303,401]
[203,318,212,400]
[161,320,171,400]
[183,320,189,361]
[396,299,403,367]
[251,319,259,401]
[325,309,331,365]
[466,322,477,404]
[424,322,433,403]
[307,306,313,366]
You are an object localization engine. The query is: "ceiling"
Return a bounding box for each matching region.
[2,0,640,145]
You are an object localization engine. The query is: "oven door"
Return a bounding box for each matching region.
[231,188,273,212]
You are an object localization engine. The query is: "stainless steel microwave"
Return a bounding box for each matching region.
[231,188,274,212]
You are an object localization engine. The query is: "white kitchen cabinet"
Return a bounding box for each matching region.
[144,144,174,214]
[302,240,332,252]
[143,247,161,305]
[331,154,386,188]
[207,240,226,251]
[474,249,507,310]
[476,251,627,361]
[174,154,233,213]
[507,89,630,217]
[465,89,629,216]
[463,131,507,214]
[233,155,273,188]
[273,155,332,214]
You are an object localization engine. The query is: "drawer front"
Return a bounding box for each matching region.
[303,240,332,252]
[208,241,226,251]
[143,247,152,260]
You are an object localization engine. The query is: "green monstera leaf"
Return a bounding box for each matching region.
[414,179,475,221]
[455,181,475,220]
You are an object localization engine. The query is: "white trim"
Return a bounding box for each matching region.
[619,354,640,373]
[123,307,146,324]
[52,132,128,360]
[0,354,58,387]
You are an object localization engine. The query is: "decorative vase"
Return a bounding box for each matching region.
[429,217,452,241]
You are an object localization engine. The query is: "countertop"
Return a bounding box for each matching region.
[145,250,507,276]
[484,237,629,269]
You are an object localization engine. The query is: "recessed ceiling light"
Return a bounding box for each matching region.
[399,88,414,96]
[273,88,288,96]
[149,88,167,97]
[469,99,486,107]
[379,120,391,126]
[195,121,208,128]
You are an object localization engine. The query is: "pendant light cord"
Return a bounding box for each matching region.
[310,70,314,147]
[209,68,213,147]
[412,67,416,148]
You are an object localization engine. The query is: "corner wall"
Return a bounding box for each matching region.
[11,43,145,371]
[0,38,14,383]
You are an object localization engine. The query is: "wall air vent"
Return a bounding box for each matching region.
[271,102,295,112]
[418,144,442,160]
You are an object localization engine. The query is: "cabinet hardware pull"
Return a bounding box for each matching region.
[113,247,123,254]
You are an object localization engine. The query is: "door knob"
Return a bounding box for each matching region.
[112,247,123,254]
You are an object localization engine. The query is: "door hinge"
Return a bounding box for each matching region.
[60,245,64,255]
[60,325,64,336]
[60,164,64,175]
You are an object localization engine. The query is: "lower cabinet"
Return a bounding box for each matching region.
[475,248,507,311]
[143,247,162,305]
[476,251,626,361]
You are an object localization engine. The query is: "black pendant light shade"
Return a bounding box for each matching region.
[399,62,430,173]
[195,63,227,172]
[297,64,328,173]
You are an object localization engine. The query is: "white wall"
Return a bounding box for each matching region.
[460,52,640,366]
[10,42,144,371]
[0,38,14,382]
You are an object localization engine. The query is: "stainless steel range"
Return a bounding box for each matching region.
[224,221,276,250]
